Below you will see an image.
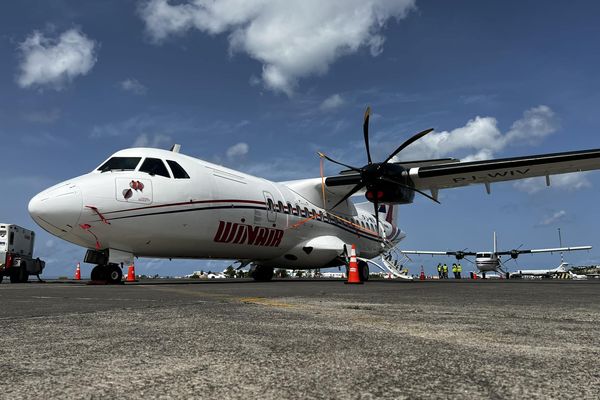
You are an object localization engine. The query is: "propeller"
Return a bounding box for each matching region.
[453,248,470,260]
[320,106,437,233]
[509,244,524,259]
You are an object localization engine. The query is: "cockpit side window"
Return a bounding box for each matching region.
[97,157,141,172]
[166,160,190,179]
[140,158,171,178]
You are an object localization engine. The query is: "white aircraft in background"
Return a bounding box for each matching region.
[27,107,600,283]
[402,232,592,278]
[511,263,590,280]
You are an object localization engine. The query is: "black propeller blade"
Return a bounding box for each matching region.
[381,128,435,165]
[363,107,372,164]
[373,197,380,234]
[317,152,361,172]
[330,182,365,209]
[380,176,441,204]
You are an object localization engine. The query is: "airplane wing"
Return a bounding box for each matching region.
[409,148,600,192]
[496,246,592,257]
[401,250,477,257]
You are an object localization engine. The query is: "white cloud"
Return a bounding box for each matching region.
[505,105,558,145]
[320,94,345,111]
[22,108,61,124]
[120,78,147,94]
[91,113,249,139]
[133,133,173,148]
[21,131,69,147]
[226,142,249,159]
[17,28,98,90]
[539,210,567,226]
[514,172,591,194]
[395,105,559,162]
[138,0,416,95]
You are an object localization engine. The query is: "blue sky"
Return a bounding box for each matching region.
[2,0,600,277]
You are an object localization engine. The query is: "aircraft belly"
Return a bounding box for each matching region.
[476,260,498,271]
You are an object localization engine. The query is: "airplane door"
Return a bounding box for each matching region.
[263,191,277,223]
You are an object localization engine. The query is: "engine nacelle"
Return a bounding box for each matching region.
[363,163,415,205]
[364,183,415,204]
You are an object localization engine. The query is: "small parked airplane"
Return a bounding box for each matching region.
[509,262,571,279]
[401,232,592,278]
[28,107,600,283]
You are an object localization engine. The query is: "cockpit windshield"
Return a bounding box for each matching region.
[97,157,142,172]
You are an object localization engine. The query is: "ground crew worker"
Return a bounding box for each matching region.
[457,263,462,279]
[443,263,448,279]
[437,263,442,279]
[452,263,457,279]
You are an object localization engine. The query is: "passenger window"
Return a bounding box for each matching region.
[296,206,301,216]
[304,207,309,217]
[97,157,141,172]
[167,160,190,179]
[267,199,274,211]
[140,158,170,178]
[278,201,284,213]
[287,203,292,214]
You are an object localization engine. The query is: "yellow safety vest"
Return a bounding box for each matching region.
[457,264,462,272]
[443,264,448,272]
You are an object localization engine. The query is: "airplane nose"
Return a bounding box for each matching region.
[28,183,83,237]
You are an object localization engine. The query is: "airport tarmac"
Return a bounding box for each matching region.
[1,279,599,399]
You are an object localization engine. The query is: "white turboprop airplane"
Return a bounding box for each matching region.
[27,107,600,283]
[401,232,592,278]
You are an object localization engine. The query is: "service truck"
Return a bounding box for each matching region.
[0,224,45,283]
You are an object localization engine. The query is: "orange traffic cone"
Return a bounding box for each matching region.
[345,244,363,284]
[126,264,137,282]
[74,262,81,280]
[419,266,425,281]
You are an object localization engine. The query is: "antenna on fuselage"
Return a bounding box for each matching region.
[493,231,497,254]
[170,144,181,153]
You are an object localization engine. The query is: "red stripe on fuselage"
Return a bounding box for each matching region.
[102,198,266,215]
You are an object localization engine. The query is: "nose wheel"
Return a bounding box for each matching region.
[90,264,123,284]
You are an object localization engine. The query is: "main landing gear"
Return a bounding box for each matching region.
[345,260,369,282]
[90,264,123,284]
[9,264,29,283]
[251,265,274,282]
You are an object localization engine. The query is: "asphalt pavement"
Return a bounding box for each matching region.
[0,279,599,399]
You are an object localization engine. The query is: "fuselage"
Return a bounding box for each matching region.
[475,252,500,272]
[28,148,405,269]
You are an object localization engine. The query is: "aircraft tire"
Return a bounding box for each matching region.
[19,263,28,283]
[252,266,274,281]
[107,264,123,284]
[0,274,3,284]
[358,261,369,282]
[9,268,23,283]
[91,265,107,281]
